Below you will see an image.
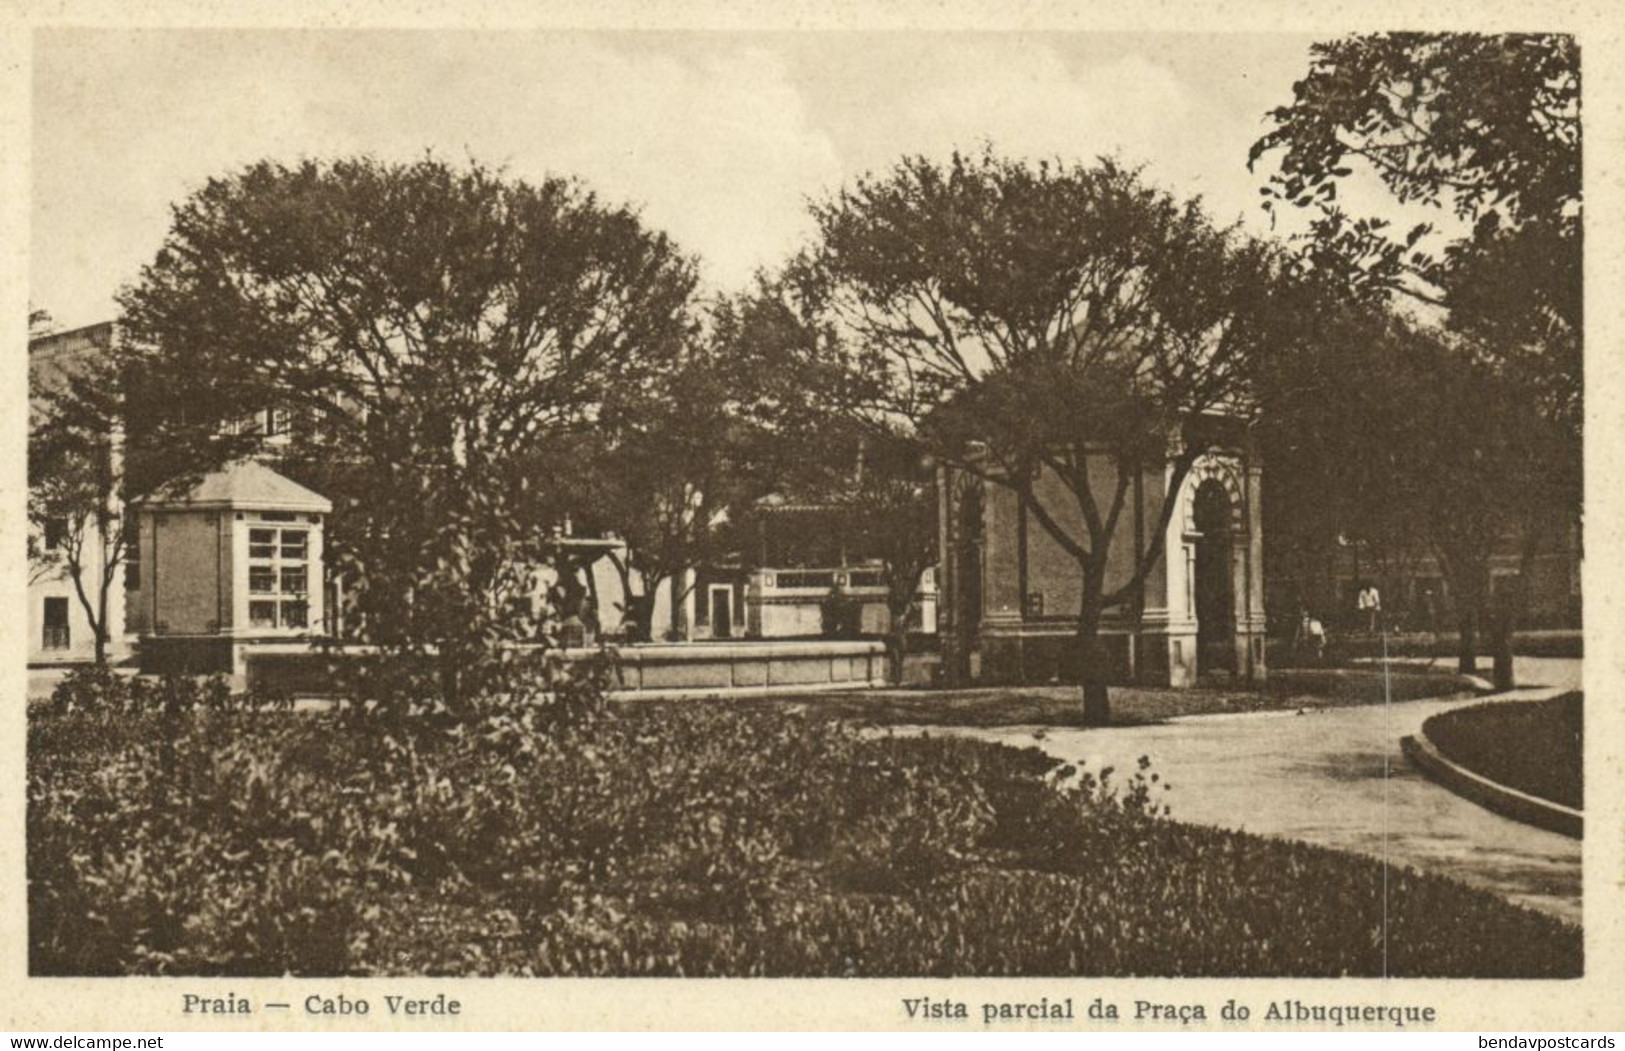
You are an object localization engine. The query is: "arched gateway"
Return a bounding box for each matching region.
[937,437,1266,689]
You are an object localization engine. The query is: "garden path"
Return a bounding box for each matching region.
[940,657,1583,925]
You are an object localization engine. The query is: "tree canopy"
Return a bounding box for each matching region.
[1253,33,1583,669]
[715,289,938,679]
[116,156,699,702]
[766,149,1289,719]
[1252,32,1580,425]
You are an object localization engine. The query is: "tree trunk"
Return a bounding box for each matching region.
[1491,600,1515,691]
[1457,607,1478,675]
[630,568,666,643]
[583,563,602,636]
[668,573,687,641]
[65,541,108,666]
[886,632,906,685]
[633,591,657,643]
[1440,551,1487,676]
[1514,517,1542,631]
[1491,517,1544,691]
[94,568,110,665]
[886,599,912,686]
[1076,578,1110,727]
[609,555,653,642]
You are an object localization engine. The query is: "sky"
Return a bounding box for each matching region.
[31,28,1406,330]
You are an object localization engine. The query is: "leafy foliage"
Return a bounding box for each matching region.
[1252,35,1582,664]
[113,156,699,700]
[1252,33,1578,326]
[714,294,939,678]
[760,150,1291,719]
[1257,293,1576,669]
[31,678,1578,977]
[545,338,766,642]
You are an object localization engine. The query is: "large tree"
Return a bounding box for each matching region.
[1252,32,1582,668]
[116,156,698,706]
[1255,295,1553,671]
[775,151,1285,723]
[717,288,938,681]
[553,339,761,643]
[828,432,938,685]
[1253,287,1422,627]
[1251,34,1578,322]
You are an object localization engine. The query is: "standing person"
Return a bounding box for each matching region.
[1357,582,1382,633]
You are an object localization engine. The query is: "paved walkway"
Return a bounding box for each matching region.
[939,657,1582,925]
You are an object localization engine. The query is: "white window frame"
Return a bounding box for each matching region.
[247,525,310,631]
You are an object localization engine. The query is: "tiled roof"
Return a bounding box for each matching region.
[139,460,333,513]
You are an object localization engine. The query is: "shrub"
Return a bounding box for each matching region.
[29,689,1581,977]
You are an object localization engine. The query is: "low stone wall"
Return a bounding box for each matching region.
[143,635,320,678]
[241,639,887,699]
[1402,728,1583,840]
[610,640,885,696]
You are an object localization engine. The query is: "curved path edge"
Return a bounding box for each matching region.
[1402,731,1582,840]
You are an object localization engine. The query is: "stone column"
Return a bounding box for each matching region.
[1244,462,1268,680]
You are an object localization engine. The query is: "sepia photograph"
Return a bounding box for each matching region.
[9,2,1616,1034]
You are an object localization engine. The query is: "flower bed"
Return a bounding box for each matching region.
[29,675,1579,978]
[1422,693,1582,810]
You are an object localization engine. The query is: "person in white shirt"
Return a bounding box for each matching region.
[1296,607,1327,660]
[1357,584,1382,633]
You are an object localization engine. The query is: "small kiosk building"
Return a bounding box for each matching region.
[130,461,331,675]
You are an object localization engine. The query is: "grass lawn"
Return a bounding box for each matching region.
[732,667,1473,729]
[1424,692,1583,809]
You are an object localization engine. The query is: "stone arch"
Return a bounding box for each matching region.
[1181,454,1247,536]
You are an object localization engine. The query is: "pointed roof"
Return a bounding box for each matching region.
[138,460,332,513]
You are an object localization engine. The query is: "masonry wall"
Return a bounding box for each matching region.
[966,445,1264,688]
[151,512,224,635]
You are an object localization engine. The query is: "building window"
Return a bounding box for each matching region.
[249,528,276,560]
[43,597,69,650]
[247,526,310,630]
[43,516,68,551]
[124,514,140,589]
